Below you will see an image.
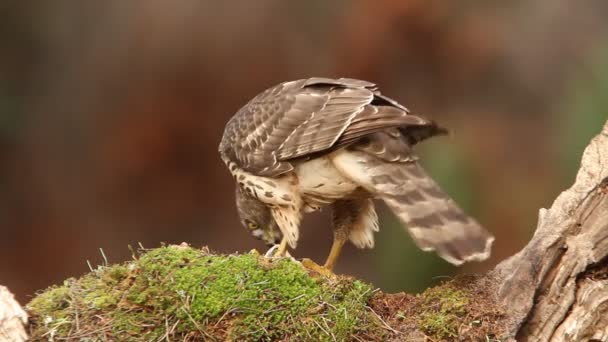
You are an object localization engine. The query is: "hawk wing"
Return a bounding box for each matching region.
[332,131,494,265]
[219,77,440,177]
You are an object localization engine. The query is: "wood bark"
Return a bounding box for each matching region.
[0,286,27,342]
[492,120,608,341]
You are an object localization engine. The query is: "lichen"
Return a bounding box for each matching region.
[27,245,380,341]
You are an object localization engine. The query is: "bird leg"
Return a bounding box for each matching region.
[301,219,349,277]
[323,226,348,271]
[302,200,353,276]
[324,200,355,271]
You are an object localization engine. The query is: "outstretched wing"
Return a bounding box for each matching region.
[219,77,435,177]
[332,131,494,265]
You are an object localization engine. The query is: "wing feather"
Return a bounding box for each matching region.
[331,146,494,265]
[219,77,439,177]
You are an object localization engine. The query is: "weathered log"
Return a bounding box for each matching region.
[0,286,27,342]
[493,120,608,341]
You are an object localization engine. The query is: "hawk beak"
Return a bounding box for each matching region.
[262,235,281,247]
[261,230,280,247]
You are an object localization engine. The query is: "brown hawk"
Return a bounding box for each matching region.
[219,77,493,272]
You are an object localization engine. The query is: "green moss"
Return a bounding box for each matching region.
[417,284,470,339]
[27,285,72,338]
[320,279,378,340]
[27,246,380,341]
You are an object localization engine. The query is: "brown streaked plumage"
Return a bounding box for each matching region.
[219,77,494,271]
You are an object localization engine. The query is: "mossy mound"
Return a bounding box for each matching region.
[371,276,507,341]
[27,245,507,341]
[27,245,381,341]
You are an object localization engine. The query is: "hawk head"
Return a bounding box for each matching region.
[235,186,282,246]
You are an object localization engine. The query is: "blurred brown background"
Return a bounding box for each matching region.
[2,1,607,303]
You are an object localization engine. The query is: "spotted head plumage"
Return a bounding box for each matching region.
[234,186,282,246]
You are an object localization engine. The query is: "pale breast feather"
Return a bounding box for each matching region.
[294,155,360,207]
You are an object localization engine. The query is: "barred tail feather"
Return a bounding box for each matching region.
[332,150,494,265]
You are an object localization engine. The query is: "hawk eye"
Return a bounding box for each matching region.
[247,221,259,230]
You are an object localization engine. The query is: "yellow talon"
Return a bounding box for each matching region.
[301,258,335,277]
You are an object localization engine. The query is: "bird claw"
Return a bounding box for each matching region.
[301,258,335,277]
[264,244,293,259]
[264,244,279,258]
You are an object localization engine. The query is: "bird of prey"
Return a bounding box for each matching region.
[219,77,493,273]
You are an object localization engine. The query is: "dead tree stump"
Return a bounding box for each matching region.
[492,120,608,341]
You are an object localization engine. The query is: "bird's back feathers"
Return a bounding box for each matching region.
[219,77,439,177]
